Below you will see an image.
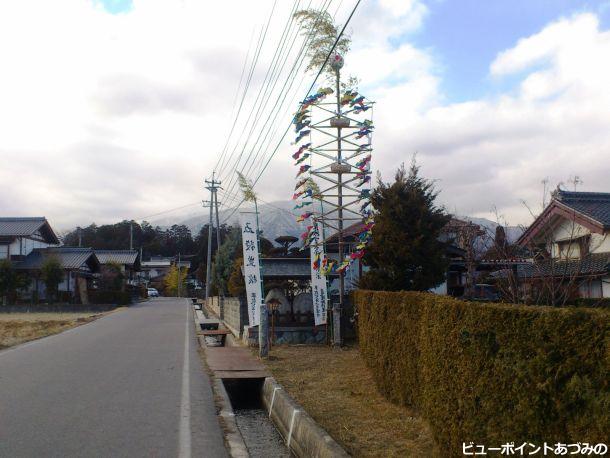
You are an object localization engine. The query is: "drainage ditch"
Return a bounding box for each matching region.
[222,378,291,457]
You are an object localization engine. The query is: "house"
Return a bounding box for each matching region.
[516,190,610,299]
[139,256,173,284]
[138,255,189,288]
[0,217,60,261]
[95,250,141,286]
[15,247,101,303]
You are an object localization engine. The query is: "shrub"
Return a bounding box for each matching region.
[355,290,609,457]
[89,290,131,305]
[572,297,610,309]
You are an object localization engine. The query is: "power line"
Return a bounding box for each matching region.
[222,0,362,224]
[213,2,277,173]
[217,0,300,185]
[221,0,331,206]
[214,0,279,176]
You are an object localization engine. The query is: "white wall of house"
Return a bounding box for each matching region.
[548,218,610,258]
[7,234,54,258]
[578,279,603,298]
[603,277,610,298]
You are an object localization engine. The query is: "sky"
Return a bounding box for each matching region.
[1,0,609,230]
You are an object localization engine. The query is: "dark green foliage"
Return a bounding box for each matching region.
[0,259,30,305]
[210,226,274,295]
[41,256,63,302]
[572,298,610,308]
[211,227,242,296]
[355,290,610,456]
[89,290,131,305]
[63,220,199,261]
[360,161,451,291]
[99,262,125,291]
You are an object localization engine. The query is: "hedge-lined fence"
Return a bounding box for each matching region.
[89,290,132,306]
[355,290,609,457]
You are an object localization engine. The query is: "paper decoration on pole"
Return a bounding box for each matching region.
[289,86,376,277]
[309,221,328,326]
[240,212,263,327]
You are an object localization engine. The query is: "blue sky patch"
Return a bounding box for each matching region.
[96,0,133,14]
[411,0,610,103]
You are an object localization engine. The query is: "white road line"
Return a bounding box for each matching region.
[178,301,192,458]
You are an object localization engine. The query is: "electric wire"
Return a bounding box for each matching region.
[221,0,362,224]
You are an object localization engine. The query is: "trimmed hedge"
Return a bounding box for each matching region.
[355,290,609,456]
[89,290,131,306]
[573,297,610,309]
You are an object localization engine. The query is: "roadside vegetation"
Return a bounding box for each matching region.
[0,312,104,349]
[263,345,436,457]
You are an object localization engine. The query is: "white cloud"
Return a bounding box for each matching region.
[364,12,610,225]
[1,1,609,231]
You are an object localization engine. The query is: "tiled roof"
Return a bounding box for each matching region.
[0,217,60,244]
[556,190,610,228]
[240,258,312,279]
[16,247,100,271]
[95,250,139,266]
[490,253,610,279]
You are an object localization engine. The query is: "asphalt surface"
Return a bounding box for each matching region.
[0,298,227,458]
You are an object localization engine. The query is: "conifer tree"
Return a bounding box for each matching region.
[360,159,450,291]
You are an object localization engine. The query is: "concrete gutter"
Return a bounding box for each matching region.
[262,377,350,458]
[212,377,249,458]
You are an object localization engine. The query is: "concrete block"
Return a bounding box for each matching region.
[261,377,349,458]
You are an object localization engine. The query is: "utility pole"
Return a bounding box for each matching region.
[78,227,82,247]
[204,173,222,309]
[214,189,223,276]
[129,221,133,251]
[177,252,181,298]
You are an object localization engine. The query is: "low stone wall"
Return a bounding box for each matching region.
[207,296,247,338]
[244,326,326,346]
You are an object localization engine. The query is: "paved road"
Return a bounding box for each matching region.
[0,298,227,458]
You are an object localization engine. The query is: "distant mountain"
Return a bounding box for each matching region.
[455,215,524,244]
[153,200,310,243]
[150,201,524,248]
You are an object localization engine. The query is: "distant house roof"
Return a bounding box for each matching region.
[240,257,312,279]
[141,260,172,268]
[518,190,610,246]
[262,258,311,278]
[16,247,100,272]
[490,253,610,280]
[95,250,140,268]
[0,217,60,244]
[555,191,610,228]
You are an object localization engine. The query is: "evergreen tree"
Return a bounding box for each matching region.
[360,160,451,291]
[41,256,64,302]
[0,260,30,305]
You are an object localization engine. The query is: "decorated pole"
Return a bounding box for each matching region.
[332,53,345,346]
[290,52,375,347]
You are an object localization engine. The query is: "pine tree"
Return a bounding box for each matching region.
[360,160,451,291]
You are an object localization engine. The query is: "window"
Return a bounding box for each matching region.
[0,244,8,259]
[556,235,590,260]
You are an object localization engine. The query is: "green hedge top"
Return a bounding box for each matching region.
[355,290,609,457]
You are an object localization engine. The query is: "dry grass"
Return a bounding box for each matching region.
[0,312,103,349]
[263,345,436,457]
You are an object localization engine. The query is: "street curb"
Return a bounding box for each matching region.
[262,377,350,458]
